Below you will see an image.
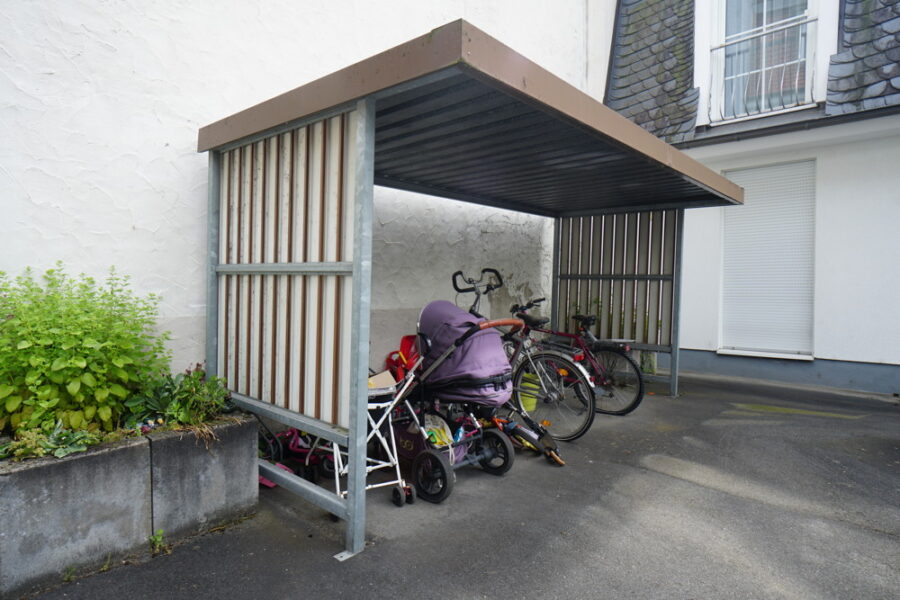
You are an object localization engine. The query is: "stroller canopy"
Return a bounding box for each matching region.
[417,300,512,406]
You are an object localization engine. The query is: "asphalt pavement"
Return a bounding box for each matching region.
[31,375,900,600]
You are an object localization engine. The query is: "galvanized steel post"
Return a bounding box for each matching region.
[669,209,684,397]
[551,218,561,330]
[206,151,221,378]
[339,98,376,560]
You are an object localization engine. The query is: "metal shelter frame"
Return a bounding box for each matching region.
[198,20,742,559]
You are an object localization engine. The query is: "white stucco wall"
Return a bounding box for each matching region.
[681,114,900,365]
[2,1,617,371]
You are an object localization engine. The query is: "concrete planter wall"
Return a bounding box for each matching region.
[0,415,257,598]
[148,417,258,538]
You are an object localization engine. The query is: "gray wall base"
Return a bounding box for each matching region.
[659,350,900,396]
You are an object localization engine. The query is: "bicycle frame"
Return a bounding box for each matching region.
[503,320,595,390]
[528,325,628,389]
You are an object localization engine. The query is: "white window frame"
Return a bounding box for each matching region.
[695,0,839,127]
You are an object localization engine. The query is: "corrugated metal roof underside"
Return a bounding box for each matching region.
[373,70,720,217]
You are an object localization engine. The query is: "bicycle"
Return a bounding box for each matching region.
[453,269,595,446]
[510,300,645,416]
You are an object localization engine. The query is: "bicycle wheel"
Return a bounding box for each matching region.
[511,352,595,441]
[591,349,644,415]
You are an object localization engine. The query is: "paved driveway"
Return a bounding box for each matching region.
[36,376,899,600]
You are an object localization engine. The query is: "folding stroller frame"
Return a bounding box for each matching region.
[329,357,423,506]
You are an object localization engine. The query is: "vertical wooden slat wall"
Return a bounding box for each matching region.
[217,112,356,428]
[556,210,680,352]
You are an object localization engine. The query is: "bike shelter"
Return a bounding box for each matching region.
[197,20,742,559]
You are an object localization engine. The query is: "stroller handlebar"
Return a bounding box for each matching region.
[479,318,524,334]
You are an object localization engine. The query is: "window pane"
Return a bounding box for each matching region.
[726,0,763,37]
[764,62,805,108]
[766,0,807,25]
[724,37,762,117]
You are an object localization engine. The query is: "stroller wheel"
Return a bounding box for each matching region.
[479,430,515,476]
[391,487,405,507]
[412,449,455,504]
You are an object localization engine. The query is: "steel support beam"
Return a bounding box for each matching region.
[258,461,348,518]
[230,393,349,445]
[338,98,376,561]
[558,273,674,282]
[215,262,353,276]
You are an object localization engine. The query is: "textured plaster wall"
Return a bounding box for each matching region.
[1,1,608,370]
[681,114,900,366]
[370,189,553,365]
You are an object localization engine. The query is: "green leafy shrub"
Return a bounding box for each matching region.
[0,264,171,435]
[0,421,102,460]
[125,364,231,429]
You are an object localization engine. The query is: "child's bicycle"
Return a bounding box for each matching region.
[510,299,644,416]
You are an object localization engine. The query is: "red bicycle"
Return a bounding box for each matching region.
[511,298,645,416]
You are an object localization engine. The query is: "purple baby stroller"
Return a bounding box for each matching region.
[392,300,524,503]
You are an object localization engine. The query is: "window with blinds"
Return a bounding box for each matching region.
[721,160,815,356]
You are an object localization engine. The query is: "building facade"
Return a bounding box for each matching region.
[605,0,900,394]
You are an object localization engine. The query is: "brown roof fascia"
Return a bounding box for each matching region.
[456,21,743,205]
[197,20,468,152]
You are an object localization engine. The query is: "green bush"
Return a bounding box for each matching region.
[0,264,171,435]
[125,365,231,429]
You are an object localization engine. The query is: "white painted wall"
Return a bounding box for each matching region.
[2,1,617,371]
[681,114,900,365]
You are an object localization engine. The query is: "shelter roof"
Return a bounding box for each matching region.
[198,20,742,216]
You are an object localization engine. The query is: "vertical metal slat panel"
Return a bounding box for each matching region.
[249,141,263,400]
[305,121,324,420]
[599,215,614,338]
[635,211,651,344]
[648,211,663,346]
[623,213,638,340]
[659,210,677,347]
[216,111,357,429]
[337,112,356,427]
[578,217,592,318]
[558,218,571,326]
[611,214,626,338]
[554,208,677,352]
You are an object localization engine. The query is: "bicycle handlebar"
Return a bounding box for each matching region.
[452,271,474,293]
[452,268,504,294]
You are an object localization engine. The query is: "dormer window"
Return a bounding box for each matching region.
[710,0,818,122]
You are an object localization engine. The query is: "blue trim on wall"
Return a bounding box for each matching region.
[658,350,899,396]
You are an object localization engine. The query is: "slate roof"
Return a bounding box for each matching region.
[604,0,698,144]
[605,0,899,140]
[826,0,900,114]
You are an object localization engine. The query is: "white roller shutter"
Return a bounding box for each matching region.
[722,160,815,356]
